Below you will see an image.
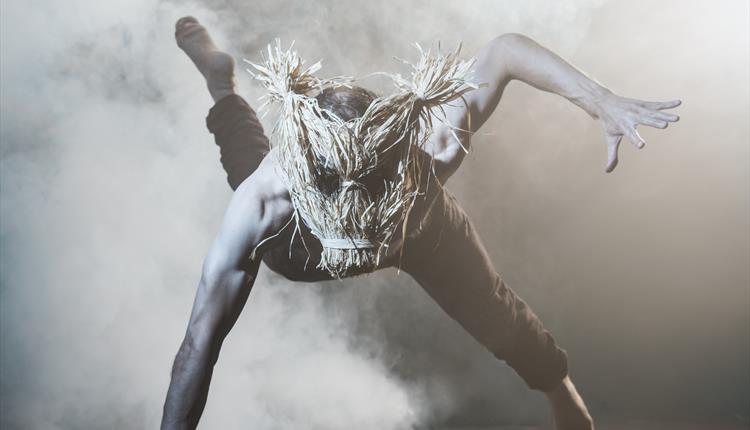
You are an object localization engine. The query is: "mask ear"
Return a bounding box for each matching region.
[245,40,319,102]
[244,40,351,110]
[401,43,481,108]
[243,40,347,174]
[243,40,352,153]
[354,43,482,158]
[406,44,484,152]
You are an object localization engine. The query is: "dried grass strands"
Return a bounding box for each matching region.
[245,40,479,278]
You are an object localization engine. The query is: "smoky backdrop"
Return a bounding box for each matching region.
[1,0,747,428]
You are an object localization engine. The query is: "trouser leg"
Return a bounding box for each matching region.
[400,190,568,392]
[205,94,270,190]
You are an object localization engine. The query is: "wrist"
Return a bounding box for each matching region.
[567,80,611,119]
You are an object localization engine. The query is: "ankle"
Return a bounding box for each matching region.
[544,377,595,429]
[544,376,572,400]
[208,83,235,103]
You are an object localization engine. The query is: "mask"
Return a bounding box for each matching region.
[247,41,479,278]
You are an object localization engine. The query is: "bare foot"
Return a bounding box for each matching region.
[545,376,595,430]
[175,16,236,102]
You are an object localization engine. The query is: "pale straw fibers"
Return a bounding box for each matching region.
[245,40,479,278]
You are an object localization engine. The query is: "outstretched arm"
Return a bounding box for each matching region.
[432,33,680,175]
[161,171,290,430]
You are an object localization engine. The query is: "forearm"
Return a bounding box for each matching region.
[162,263,258,429]
[162,332,220,429]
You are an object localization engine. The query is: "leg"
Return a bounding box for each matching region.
[400,190,593,429]
[176,17,270,190]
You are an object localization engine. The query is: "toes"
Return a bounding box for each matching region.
[176,16,198,28]
[175,16,209,47]
[175,16,199,35]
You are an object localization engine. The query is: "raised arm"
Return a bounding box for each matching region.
[161,167,292,429]
[432,33,680,175]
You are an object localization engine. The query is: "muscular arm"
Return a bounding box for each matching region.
[432,33,680,176]
[161,169,290,429]
[161,255,257,430]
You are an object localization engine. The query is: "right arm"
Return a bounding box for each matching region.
[161,172,288,429]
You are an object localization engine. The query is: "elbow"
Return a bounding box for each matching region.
[486,33,533,81]
[490,33,537,62]
[491,33,532,51]
[199,254,233,292]
[188,261,245,339]
[199,248,250,295]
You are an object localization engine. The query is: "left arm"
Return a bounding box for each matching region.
[432,33,680,175]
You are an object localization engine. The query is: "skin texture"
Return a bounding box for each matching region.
[163,16,680,430]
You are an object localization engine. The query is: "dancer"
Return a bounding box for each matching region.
[162,16,680,430]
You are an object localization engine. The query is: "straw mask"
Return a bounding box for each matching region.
[246,41,479,278]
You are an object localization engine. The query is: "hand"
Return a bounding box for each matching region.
[588,90,681,173]
[544,376,595,430]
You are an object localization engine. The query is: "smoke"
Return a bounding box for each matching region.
[1,0,747,429]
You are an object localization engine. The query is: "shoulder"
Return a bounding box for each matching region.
[236,147,289,198]
[217,150,293,252]
[237,154,291,222]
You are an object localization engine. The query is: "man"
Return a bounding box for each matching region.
[162,16,680,430]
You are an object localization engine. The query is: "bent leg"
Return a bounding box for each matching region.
[400,190,567,392]
[176,17,270,190]
[205,95,270,190]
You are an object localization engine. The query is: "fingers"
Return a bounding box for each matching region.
[599,96,681,173]
[640,99,682,110]
[624,126,646,149]
[649,111,680,123]
[637,117,668,129]
[605,134,622,173]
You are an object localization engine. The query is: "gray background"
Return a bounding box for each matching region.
[1,0,748,428]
